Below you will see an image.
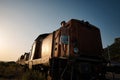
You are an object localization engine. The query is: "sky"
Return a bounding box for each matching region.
[0,0,120,61]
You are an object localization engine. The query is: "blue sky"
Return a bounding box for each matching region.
[0,0,120,61]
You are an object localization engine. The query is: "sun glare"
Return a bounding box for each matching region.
[0,32,7,49]
[0,38,5,49]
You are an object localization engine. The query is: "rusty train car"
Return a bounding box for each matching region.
[17,52,30,65]
[18,19,106,80]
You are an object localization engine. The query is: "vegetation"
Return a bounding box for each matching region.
[22,70,45,80]
[103,39,120,62]
[0,61,45,80]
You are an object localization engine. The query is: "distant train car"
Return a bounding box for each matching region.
[18,19,106,80]
[16,52,30,65]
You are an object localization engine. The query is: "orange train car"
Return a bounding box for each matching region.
[27,19,103,66]
[18,19,106,80]
[52,19,103,57]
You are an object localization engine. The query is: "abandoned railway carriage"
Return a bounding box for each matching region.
[18,19,106,80]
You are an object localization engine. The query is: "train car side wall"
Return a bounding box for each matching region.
[41,34,52,61]
[28,34,53,69]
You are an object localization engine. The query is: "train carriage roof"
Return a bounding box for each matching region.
[35,33,50,41]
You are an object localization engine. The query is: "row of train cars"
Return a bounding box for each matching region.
[17,19,109,80]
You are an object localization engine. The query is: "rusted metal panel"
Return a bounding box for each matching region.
[68,19,103,56]
[53,30,61,57]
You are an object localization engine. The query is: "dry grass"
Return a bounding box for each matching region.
[0,61,45,80]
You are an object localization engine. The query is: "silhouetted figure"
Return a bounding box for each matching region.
[60,21,69,56]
